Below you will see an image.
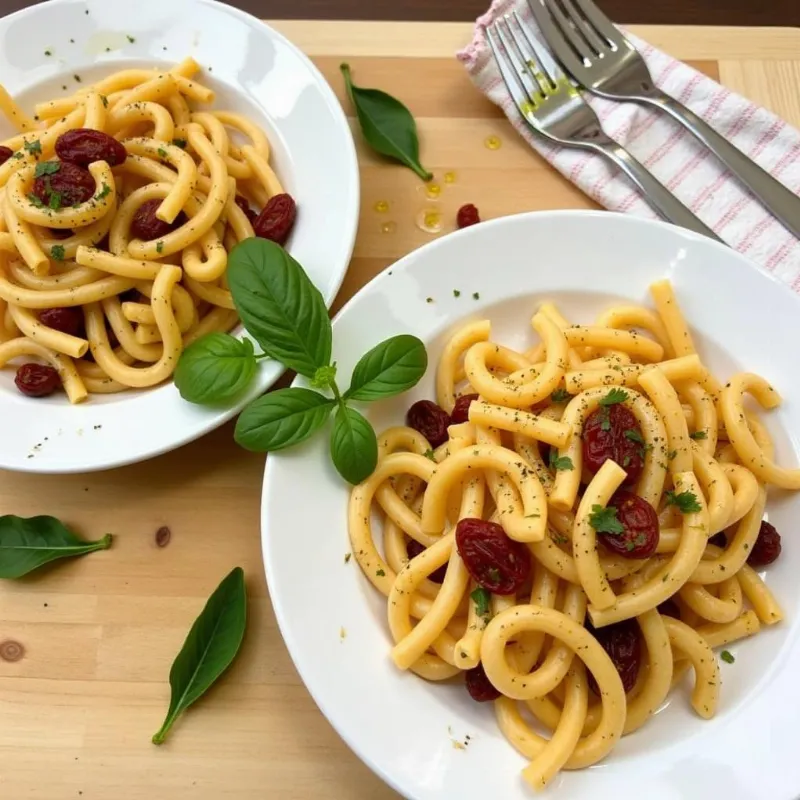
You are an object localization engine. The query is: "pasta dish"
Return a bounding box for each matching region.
[349,279,789,791]
[0,58,294,401]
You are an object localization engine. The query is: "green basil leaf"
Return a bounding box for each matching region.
[330,405,378,484]
[234,388,334,452]
[344,334,428,402]
[0,516,111,579]
[227,238,332,378]
[340,63,432,181]
[152,567,247,745]
[174,333,257,405]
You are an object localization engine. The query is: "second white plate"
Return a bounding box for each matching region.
[261,211,800,800]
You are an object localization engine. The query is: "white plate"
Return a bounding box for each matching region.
[0,0,358,473]
[261,211,800,800]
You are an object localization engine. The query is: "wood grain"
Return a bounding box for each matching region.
[2,20,800,800]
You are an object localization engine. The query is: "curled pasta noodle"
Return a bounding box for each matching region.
[349,281,791,788]
[0,59,288,401]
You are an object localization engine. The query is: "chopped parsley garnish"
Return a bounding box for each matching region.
[157,147,168,158]
[667,449,678,460]
[23,139,42,156]
[689,430,708,440]
[50,244,65,261]
[34,161,60,178]
[487,567,501,583]
[549,450,574,471]
[598,388,629,407]
[551,388,571,402]
[600,410,611,432]
[720,650,735,664]
[12,151,23,160]
[425,297,433,303]
[156,240,164,254]
[74,74,82,83]
[624,428,645,444]
[622,455,631,467]
[126,35,136,43]
[588,505,624,535]
[470,587,491,618]
[100,95,109,108]
[48,191,62,211]
[97,182,111,199]
[551,532,568,545]
[472,292,480,300]
[172,138,187,149]
[344,552,351,564]
[453,289,461,298]
[423,448,436,461]
[665,490,702,514]
[44,49,52,57]
[375,569,385,577]
[27,192,45,208]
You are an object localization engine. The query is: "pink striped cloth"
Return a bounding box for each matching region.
[457,0,800,286]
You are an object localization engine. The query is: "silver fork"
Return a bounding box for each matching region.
[528,0,800,239]
[487,13,720,240]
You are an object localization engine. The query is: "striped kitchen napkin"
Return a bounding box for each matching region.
[457,0,800,287]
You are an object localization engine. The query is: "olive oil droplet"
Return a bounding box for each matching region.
[415,208,443,234]
[484,135,502,150]
[426,183,442,199]
[443,171,457,184]
[381,221,397,234]
[374,200,389,213]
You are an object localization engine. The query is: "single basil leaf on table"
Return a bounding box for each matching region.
[340,63,433,182]
[174,333,258,405]
[330,404,378,484]
[344,334,428,402]
[0,515,112,579]
[152,566,247,745]
[234,387,335,452]
[227,238,332,379]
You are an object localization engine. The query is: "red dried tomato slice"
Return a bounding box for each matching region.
[455,518,530,595]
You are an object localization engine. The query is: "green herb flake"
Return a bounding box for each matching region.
[344,552,352,564]
[472,292,480,300]
[34,161,60,178]
[588,505,624,535]
[453,289,461,298]
[156,240,164,254]
[44,49,52,57]
[74,74,82,83]
[690,430,708,440]
[157,147,168,158]
[551,388,571,402]
[376,569,385,577]
[423,448,436,461]
[470,587,491,618]
[720,650,735,664]
[549,451,574,472]
[97,182,111,200]
[48,191,62,211]
[599,388,629,407]
[126,35,136,43]
[666,491,702,514]
[23,139,42,156]
[101,95,109,108]
[668,449,678,460]
[27,192,45,209]
[624,428,645,444]
[50,244,65,261]
[172,138,187,149]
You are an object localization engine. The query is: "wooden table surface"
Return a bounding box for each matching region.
[2,18,800,800]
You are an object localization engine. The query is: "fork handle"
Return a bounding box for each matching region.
[642,90,800,239]
[596,142,722,241]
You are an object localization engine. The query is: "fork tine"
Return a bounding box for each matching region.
[527,0,590,77]
[503,14,553,95]
[510,10,562,91]
[559,0,607,56]
[539,0,594,63]
[493,19,546,107]
[571,0,624,48]
[486,25,539,120]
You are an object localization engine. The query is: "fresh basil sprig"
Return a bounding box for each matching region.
[175,238,428,484]
[0,515,112,579]
[153,567,247,745]
[340,63,433,181]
